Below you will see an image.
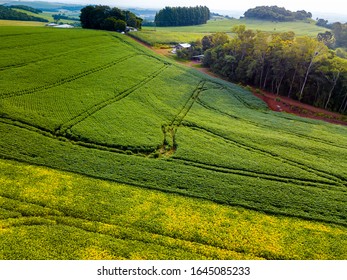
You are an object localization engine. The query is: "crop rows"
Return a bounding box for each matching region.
[0,40,115,72]
[2,158,347,260]
[184,87,347,183]
[159,80,207,151]
[1,55,136,100]
[197,96,346,150]
[0,32,126,70]
[172,156,342,191]
[0,193,234,260]
[59,63,171,135]
[0,29,108,50]
[1,118,347,227]
[181,121,345,187]
[0,27,346,257]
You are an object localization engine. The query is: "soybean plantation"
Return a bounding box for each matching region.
[0,26,346,259]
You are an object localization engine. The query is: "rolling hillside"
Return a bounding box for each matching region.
[0,26,346,259]
[135,18,330,45]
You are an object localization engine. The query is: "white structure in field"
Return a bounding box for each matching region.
[171,43,191,54]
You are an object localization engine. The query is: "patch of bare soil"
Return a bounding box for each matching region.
[252,90,347,126]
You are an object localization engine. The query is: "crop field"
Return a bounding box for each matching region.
[1,159,346,260]
[0,26,347,259]
[0,19,46,26]
[134,18,329,45]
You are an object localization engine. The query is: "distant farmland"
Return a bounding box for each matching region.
[0,26,346,259]
[134,18,329,45]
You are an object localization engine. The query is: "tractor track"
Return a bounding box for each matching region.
[185,124,346,187]
[0,55,137,100]
[56,63,171,135]
[196,97,347,150]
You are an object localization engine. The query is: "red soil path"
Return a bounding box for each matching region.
[129,36,347,126]
[252,90,347,126]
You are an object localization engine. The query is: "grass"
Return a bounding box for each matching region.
[135,18,329,45]
[12,8,54,22]
[1,158,346,260]
[0,26,346,259]
[0,19,46,26]
[11,9,79,24]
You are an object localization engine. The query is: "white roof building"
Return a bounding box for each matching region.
[176,43,191,49]
[172,43,191,54]
[53,24,74,29]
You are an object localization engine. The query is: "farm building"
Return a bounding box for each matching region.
[126,26,138,32]
[45,23,59,27]
[53,24,74,29]
[171,43,191,54]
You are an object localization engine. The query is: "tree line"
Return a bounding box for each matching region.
[0,5,48,22]
[154,6,210,27]
[80,5,142,32]
[244,6,312,22]
[196,26,347,113]
[9,5,43,14]
[317,22,347,51]
[53,14,79,22]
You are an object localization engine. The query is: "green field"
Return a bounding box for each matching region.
[134,18,329,45]
[0,26,346,259]
[0,19,46,26]
[1,159,346,260]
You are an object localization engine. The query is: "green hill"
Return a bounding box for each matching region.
[0,26,346,259]
[136,18,329,46]
[0,5,48,22]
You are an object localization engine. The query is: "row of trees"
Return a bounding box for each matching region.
[244,6,312,22]
[0,5,48,22]
[317,20,347,50]
[198,26,347,113]
[154,6,210,27]
[80,5,142,32]
[8,5,43,14]
[53,14,79,22]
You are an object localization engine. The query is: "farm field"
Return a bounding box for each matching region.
[134,18,329,45]
[0,26,347,259]
[12,9,80,24]
[0,19,46,26]
[1,158,346,260]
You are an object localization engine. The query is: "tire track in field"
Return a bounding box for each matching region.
[159,80,207,154]
[204,81,257,110]
[185,123,346,187]
[171,157,346,192]
[196,97,347,150]
[2,113,344,190]
[56,63,171,135]
[0,33,107,51]
[0,31,50,38]
[170,80,207,127]
[0,117,158,157]
[0,193,256,260]
[0,55,136,99]
[0,43,116,72]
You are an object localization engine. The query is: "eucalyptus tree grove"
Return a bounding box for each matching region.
[202,26,347,113]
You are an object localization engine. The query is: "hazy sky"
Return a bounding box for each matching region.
[53,0,344,14]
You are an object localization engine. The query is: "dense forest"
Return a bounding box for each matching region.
[154,6,210,27]
[244,6,312,22]
[199,26,347,113]
[0,5,48,22]
[80,5,142,32]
